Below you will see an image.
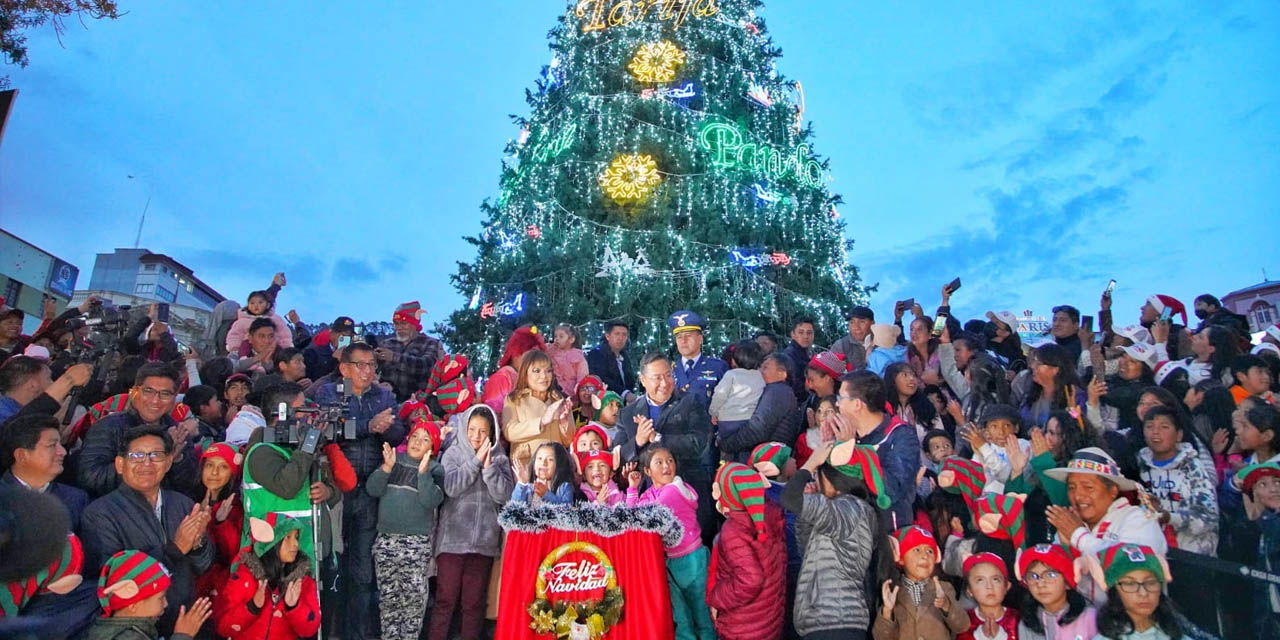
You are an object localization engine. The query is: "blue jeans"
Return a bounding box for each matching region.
[342,487,379,640]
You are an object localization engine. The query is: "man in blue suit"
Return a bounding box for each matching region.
[668,310,727,408]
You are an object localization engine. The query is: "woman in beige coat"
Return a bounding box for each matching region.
[502,349,574,467]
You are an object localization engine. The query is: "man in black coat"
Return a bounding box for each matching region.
[782,317,816,401]
[614,352,716,545]
[719,353,801,464]
[81,424,213,637]
[0,414,89,531]
[585,320,636,395]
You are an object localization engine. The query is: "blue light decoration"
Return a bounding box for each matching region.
[730,249,792,269]
[752,183,790,205]
[485,228,521,251]
[541,54,565,90]
[640,82,697,101]
[479,291,534,320]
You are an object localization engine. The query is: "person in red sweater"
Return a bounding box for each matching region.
[214,513,321,640]
[707,461,786,640]
[194,443,243,603]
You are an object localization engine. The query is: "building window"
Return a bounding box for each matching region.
[1257,306,1276,328]
[185,282,194,293]
[3,280,20,305]
[156,285,177,303]
[143,263,156,272]
[134,283,155,295]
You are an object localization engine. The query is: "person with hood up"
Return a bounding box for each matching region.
[866,323,908,377]
[430,404,514,640]
[214,513,322,640]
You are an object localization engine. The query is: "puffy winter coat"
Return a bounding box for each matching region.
[1139,443,1219,554]
[707,504,786,640]
[195,495,243,602]
[214,550,321,640]
[719,380,800,463]
[546,345,590,399]
[225,309,293,352]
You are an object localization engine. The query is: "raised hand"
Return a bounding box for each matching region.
[881,580,899,620]
[595,485,610,504]
[381,442,397,473]
[513,458,528,484]
[627,468,643,490]
[369,408,394,434]
[1045,505,1085,543]
[173,597,213,636]
[802,443,833,472]
[634,416,656,446]
[253,579,268,609]
[533,479,549,498]
[1211,429,1230,456]
[1007,435,1028,476]
[284,579,303,607]
[961,423,986,451]
[1029,427,1051,457]
[418,447,432,473]
[1087,377,1108,406]
[932,576,950,612]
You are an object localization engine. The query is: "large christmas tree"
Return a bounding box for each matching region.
[444,0,865,373]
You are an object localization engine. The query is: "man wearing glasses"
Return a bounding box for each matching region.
[77,363,200,498]
[315,341,404,640]
[81,424,214,637]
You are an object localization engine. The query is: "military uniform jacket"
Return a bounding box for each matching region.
[672,353,728,407]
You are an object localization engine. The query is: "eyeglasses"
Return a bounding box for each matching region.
[125,450,168,463]
[1116,578,1161,594]
[1026,570,1062,583]
[136,387,176,401]
[345,361,377,370]
[837,394,857,402]
[645,372,674,381]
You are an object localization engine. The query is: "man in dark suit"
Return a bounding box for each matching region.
[585,320,636,396]
[0,413,90,531]
[783,316,816,401]
[614,352,717,545]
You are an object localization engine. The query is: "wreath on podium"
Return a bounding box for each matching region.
[527,541,623,639]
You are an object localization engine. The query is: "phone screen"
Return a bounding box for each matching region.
[931,314,948,336]
[1082,315,1094,332]
[1106,279,1117,294]
[156,303,170,324]
[1159,307,1173,323]
[338,335,352,349]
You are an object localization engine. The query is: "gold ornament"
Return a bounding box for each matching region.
[628,40,687,83]
[530,607,557,634]
[599,153,662,204]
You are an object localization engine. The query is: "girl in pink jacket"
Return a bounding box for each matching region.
[547,323,589,397]
[224,290,293,352]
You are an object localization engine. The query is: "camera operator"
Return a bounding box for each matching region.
[122,304,182,364]
[77,363,200,498]
[315,342,403,640]
[0,355,93,427]
[241,382,341,562]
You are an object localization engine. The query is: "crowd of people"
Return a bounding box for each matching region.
[1,273,1278,640]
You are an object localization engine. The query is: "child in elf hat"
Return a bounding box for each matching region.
[589,389,624,444]
[625,446,714,640]
[368,420,446,640]
[1237,461,1280,638]
[749,442,803,640]
[571,374,604,428]
[780,441,884,638]
[577,449,626,506]
[1091,544,1182,640]
[873,525,968,640]
[214,513,322,640]
[1015,543,1096,640]
[707,462,785,640]
[92,550,212,640]
[957,552,1018,640]
[572,423,610,454]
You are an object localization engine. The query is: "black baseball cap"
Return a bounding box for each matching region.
[1,307,22,321]
[847,306,874,322]
[331,316,356,334]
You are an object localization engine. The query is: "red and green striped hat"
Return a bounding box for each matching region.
[937,457,986,502]
[1098,544,1170,588]
[0,534,84,618]
[434,376,476,415]
[971,493,1026,548]
[715,462,770,541]
[829,441,892,510]
[427,354,469,392]
[97,550,170,615]
[749,442,793,478]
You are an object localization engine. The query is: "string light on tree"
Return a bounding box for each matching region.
[596,246,655,278]
[598,153,663,204]
[628,40,688,84]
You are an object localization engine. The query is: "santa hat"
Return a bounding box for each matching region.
[1016,543,1076,588]
[497,327,547,368]
[1237,462,1280,496]
[576,375,605,396]
[591,389,623,420]
[434,377,476,415]
[97,551,171,615]
[249,513,306,558]
[199,442,243,476]
[1093,544,1171,589]
[0,534,84,618]
[808,351,846,379]
[409,419,443,458]
[1153,360,1188,386]
[964,552,1009,580]
[1146,294,1187,325]
[749,442,793,478]
[715,462,770,541]
[937,457,987,503]
[392,301,424,331]
[828,441,891,509]
[889,526,939,566]
[398,398,430,423]
[427,355,469,391]
[573,424,611,451]
[576,448,616,474]
[970,493,1027,548]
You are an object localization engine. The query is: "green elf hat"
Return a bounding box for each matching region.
[249,513,306,558]
[434,376,476,415]
[971,492,1027,548]
[828,440,891,510]
[1237,461,1280,496]
[591,389,624,421]
[1,533,84,618]
[97,550,170,615]
[1092,544,1172,589]
[749,442,793,479]
[714,462,770,541]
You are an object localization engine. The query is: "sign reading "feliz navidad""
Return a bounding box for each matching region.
[574,0,720,33]
[699,122,823,188]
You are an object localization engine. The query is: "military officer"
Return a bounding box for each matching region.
[667,310,728,408]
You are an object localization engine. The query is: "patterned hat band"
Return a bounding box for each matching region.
[1066,456,1122,477]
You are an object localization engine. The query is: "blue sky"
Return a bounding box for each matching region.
[2,1,1277,334]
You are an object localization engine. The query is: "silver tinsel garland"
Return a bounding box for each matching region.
[499,502,684,548]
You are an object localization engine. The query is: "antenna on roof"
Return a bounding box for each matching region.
[133,196,150,249]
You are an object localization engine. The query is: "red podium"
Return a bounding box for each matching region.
[495,503,680,640]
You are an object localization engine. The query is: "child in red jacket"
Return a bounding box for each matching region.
[707,462,786,640]
[194,443,243,603]
[215,513,321,640]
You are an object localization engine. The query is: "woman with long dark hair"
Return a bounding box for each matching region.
[885,362,942,441]
[963,356,1010,426]
[1175,325,1239,386]
[1093,545,1182,639]
[906,316,941,383]
[501,349,573,468]
[194,443,243,605]
[1020,344,1083,430]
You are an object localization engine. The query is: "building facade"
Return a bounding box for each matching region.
[0,228,80,333]
[71,248,225,349]
[1222,279,1280,335]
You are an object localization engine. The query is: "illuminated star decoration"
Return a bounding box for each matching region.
[628,40,688,83]
[598,153,662,204]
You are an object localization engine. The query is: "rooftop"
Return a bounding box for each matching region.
[1224,279,1280,300]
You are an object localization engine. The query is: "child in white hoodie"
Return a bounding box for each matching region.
[711,340,766,451]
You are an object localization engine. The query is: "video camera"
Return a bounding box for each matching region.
[68,299,132,362]
[264,379,358,453]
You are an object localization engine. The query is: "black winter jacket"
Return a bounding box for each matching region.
[719,381,801,463]
[77,409,198,498]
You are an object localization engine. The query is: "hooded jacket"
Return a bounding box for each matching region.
[213,549,321,640]
[224,308,294,353]
[1138,442,1219,554]
[437,405,515,557]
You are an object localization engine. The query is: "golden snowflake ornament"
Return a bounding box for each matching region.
[628,40,687,83]
[599,153,663,204]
